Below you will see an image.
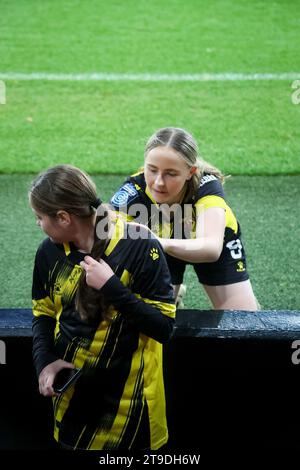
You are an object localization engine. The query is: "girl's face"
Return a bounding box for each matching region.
[144,146,194,205]
[34,210,71,244]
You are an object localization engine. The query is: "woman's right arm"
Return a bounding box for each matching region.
[32,245,74,395]
[159,206,226,263]
[32,246,59,375]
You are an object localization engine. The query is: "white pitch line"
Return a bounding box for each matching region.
[0,72,299,82]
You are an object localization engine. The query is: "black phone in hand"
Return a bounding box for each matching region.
[53,368,82,394]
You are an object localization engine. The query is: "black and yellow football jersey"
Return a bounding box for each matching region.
[110,172,249,286]
[32,217,175,450]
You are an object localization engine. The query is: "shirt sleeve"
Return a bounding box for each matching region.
[197,175,225,198]
[110,180,141,211]
[101,238,176,343]
[32,243,60,376]
[194,176,227,212]
[109,177,151,226]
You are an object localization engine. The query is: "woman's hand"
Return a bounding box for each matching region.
[80,255,114,290]
[38,359,75,397]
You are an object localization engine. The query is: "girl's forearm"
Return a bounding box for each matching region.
[160,237,222,263]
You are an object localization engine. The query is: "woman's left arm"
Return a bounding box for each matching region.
[159,206,226,263]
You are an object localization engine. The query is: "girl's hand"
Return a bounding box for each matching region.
[38,359,75,397]
[80,255,114,290]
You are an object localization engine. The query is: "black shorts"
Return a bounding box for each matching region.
[165,237,249,286]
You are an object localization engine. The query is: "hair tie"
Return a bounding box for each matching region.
[91,197,102,209]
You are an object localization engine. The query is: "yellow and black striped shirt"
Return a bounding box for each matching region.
[32,217,175,450]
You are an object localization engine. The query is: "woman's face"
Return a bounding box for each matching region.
[33,210,71,244]
[144,146,194,205]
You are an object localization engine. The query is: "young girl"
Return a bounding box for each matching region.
[29,164,175,450]
[110,127,258,310]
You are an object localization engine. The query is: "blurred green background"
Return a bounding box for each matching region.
[0,0,299,309]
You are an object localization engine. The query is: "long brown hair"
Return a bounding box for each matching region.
[145,127,225,202]
[76,206,112,323]
[29,164,112,323]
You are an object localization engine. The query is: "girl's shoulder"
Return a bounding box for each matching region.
[112,219,165,270]
[194,173,225,202]
[35,237,53,256]
[110,172,147,209]
[35,237,69,265]
[123,219,157,244]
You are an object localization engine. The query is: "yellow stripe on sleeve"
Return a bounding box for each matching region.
[195,195,227,211]
[134,294,176,319]
[195,195,238,234]
[32,297,55,319]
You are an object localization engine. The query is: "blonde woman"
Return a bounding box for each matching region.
[110,127,258,311]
